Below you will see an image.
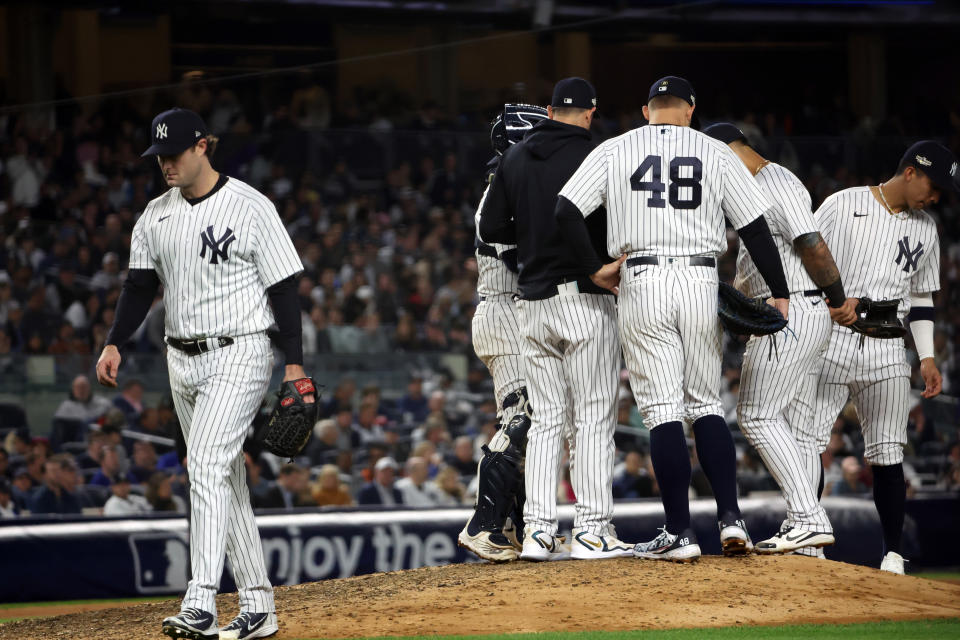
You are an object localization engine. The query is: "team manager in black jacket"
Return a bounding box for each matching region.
[477,78,634,561]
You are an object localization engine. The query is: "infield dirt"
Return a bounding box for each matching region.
[2,555,959,639]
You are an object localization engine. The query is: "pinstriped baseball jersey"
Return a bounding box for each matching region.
[734,163,818,297]
[129,177,303,339]
[474,184,519,298]
[558,125,771,257]
[815,187,940,319]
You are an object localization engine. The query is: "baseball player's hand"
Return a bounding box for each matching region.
[767,297,789,321]
[590,254,627,295]
[829,298,858,326]
[919,358,942,398]
[96,345,122,387]
[283,365,316,403]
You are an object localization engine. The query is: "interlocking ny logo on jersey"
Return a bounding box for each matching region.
[156,123,168,140]
[199,226,236,264]
[894,236,923,273]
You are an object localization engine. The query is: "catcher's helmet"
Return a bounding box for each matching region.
[490,103,548,155]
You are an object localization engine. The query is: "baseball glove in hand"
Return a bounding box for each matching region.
[717,282,788,336]
[256,378,320,459]
[850,298,906,339]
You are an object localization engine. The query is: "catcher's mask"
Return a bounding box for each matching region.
[490,103,548,155]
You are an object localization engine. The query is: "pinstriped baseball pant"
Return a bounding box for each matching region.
[738,296,833,531]
[618,262,723,428]
[472,295,525,424]
[168,333,274,615]
[519,291,620,536]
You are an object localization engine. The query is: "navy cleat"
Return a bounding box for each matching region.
[219,611,278,640]
[162,608,218,640]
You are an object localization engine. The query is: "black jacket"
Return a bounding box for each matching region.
[478,119,610,300]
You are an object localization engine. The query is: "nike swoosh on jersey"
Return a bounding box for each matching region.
[810,300,821,306]
[633,268,649,276]
[158,215,171,222]
[853,212,868,218]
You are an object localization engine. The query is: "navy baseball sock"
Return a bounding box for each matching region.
[650,421,691,534]
[871,463,905,554]
[817,461,825,500]
[692,415,741,519]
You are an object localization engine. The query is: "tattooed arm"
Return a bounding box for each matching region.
[794,232,856,324]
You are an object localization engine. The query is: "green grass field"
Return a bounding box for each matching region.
[338,620,960,640]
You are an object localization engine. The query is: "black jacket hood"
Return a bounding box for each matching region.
[523,119,593,160]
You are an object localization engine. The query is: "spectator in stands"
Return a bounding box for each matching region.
[129,441,158,484]
[54,374,112,424]
[357,456,403,506]
[305,418,341,466]
[112,379,144,426]
[103,474,151,516]
[322,378,356,418]
[90,445,135,487]
[396,456,444,506]
[352,400,386,444]
[612,450,655,499]
[145,471,187,513]
[11,468,33,510]
[310,464,354,507]
[254,463,316,510]
[431,465,467,506]
[244,452,271,503]
[28,454,82,515]
[100,419,130,468]
[446,436,476,478]
[398,375,428,424]
[23,451,46,487]
[0,478,18,518]
[90,252,121,293]
[76,431,108,471]
[4,429,31,465]
[831,456,870,496]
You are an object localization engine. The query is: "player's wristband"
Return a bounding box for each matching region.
[822,279,845,308]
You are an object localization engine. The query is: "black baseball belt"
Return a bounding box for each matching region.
[626,255,716,268]
[166,336,234,356]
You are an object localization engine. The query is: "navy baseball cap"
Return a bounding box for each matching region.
[551,77,597,110]
[141,108,208,157]
[703,123,748,145]
[900,141,959,193]
[648,76,696,107]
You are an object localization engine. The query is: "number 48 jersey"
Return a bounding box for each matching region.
[559,124,771,257]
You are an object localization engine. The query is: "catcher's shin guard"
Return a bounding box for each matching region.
[472,414,531,535]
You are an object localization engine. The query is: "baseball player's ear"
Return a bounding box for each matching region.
[642,104,650,121]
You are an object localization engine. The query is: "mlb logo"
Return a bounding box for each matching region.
[129,532,189,594]
[564,98,572,104]
[658,85,667,92]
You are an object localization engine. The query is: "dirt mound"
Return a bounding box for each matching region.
[3,556,959,639]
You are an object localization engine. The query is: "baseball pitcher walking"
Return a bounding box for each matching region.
[97,108,311,640]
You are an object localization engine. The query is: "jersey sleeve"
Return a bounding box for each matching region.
[720,149,772,229]
[558,144,607,217]
[772,171,817,241]
[911,226,940,294]
[812,194,840,246]
[251,197,304,287]
[128,212,155,270]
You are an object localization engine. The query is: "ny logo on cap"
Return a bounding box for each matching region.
[915,155,932,166]
[195,130,202,138]
[156,123,168,140]
[951,162,957,177]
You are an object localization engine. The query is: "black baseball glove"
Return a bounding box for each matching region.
[255,378,321,459]
[849,298,906,339]
[717,282,788,336]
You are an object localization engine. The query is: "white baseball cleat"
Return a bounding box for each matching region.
[633,526,701,563]
[458,527,519,563]
[520,530,570,562]
[718,514,754,557]
[570,530,635,560]
[880,551,906,575]
[219,611,278,640]
[755,525,835,554]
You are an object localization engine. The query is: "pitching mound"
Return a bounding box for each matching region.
[2,556,959,639]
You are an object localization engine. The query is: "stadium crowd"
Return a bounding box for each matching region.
[0,73,959,518]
